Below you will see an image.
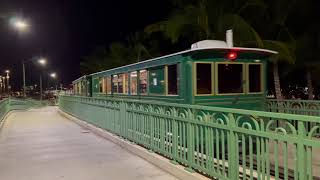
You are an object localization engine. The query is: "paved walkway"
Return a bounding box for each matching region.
[0,107,178,180]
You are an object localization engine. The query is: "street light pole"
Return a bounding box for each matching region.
[40,74,42,102]
[5,70,10,95]
[23,61,26,97]
[22,57,47,99]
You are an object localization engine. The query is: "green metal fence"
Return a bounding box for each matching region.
[0,99,10,122]
[267,99,320,116]
[0,98,46,122]
[59,95,320,180]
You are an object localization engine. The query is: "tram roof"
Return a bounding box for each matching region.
[73,47,277,82]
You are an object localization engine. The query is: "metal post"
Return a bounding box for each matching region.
[23,61,26,98]
[3,77,7,95]
[40,74,42,102]
[6,75,9,95]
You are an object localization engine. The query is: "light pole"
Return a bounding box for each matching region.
[2,76,5,94]
[50,72,57,90]
[9,16,30,97]
[40,74,43,102]
[22,57,47,98]
[0,76,3,94]
[5,70,10,95]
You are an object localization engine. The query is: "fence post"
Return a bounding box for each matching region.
[297,121,307,180]
[228,113,238,179]
[119,100,127,138]
[185,109,195,172]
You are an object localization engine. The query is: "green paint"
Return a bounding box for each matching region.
[0,98,46,122]
[148,67,165,95]
[59,95,320,180]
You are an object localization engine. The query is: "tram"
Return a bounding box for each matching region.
[73,31,277,111]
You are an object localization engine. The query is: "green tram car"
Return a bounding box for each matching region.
[73,39,277,111]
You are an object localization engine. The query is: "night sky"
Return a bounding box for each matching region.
[0,0,171,90]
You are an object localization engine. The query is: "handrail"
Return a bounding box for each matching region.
[63,95,320,123]
[267,99,320,116]
[0,98,46,122]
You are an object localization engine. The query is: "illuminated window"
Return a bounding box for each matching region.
[118,74,124,93]
[218,64,244,94]
[106,76,111,94]
[130,71,138,95]
[196,63,212,94]
[102,77,107,93]
[168,64,178,95]
[248,64,262,92]
[124,73,129,94]
[139,70,148,94]
[112,75,118,93]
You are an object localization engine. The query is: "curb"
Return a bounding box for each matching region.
[58,109,210,180]
[0,109,28,131]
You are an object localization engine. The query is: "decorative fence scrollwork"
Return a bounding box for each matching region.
[60,95,320,180]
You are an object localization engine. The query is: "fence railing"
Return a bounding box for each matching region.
[267,99,320,116]
[59,95,320,180]
[0,99,10,122]
[0,98,46,122]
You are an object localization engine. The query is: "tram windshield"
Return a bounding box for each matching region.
[218,64,244,94]
[248,64,262,93]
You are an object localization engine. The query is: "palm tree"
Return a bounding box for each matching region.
[145,0,264,47]
[80,32,157,75]
[126,32,153,62]
[295,28,320,99]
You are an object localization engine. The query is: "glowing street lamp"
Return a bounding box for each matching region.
[22,57,48,98]
[38,58,47,66]
[4,70,10,94]
[10,17,30,32]
[50,73,57,78]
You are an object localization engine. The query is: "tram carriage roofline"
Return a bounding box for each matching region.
[87,46,278,77]
[73,75,87,84]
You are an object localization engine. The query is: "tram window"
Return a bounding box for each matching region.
[168,64,178,95]
[123,73,129,94]
[112,75,118,93]
[149,67,165,95]
[102,78,106,93]
[118,74,124,93]
[106,76,111,94]
[218,64,244,94]
[139,70,148,94]
[249,64,262,92]
[99,78,103,93]
[196,63,212,94]
[130,71,138,95]
[93,78,99,93]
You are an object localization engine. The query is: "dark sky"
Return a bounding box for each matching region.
[0,0,171,90]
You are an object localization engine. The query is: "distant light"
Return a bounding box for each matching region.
[38,58,47,66]
[10,17,29,32]
[254,60,261,63]
[50,73,57,78]
[5,70,10,73]
[227,52,237,61]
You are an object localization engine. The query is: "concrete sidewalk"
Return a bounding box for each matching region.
[0,107,178,180]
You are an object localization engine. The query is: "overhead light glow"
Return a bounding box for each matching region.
[38,58,47,66]
[50,73,57,78]
[10,17,30,32]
